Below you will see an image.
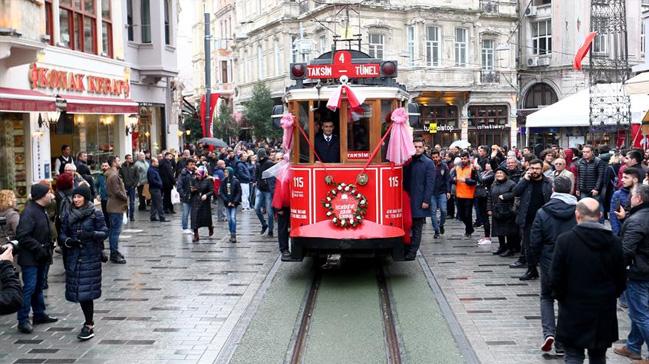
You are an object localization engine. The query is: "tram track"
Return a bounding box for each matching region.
[288,260,402,364]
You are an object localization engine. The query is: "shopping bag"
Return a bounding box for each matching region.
[171,187,180,204]
[123,212,128,225]
[142,183,151,200]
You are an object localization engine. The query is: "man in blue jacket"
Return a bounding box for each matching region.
[430,149,449,239]
[610,167,641,236]
[147,158,166,222]
[404,139,435,260]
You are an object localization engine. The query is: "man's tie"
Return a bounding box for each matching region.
[325,136,331,143]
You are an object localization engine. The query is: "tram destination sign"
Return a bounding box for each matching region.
[307,51,381,79]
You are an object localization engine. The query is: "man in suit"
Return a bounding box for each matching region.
[314,120,340,163]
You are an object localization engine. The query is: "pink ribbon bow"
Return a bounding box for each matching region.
[386,107,416,165]
[326,85,366,112]
[280,113,295,152]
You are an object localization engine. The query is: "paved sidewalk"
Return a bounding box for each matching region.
[420,218,634,364]
[0,208,279,364]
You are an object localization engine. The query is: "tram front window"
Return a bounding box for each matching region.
[314,109,340,163]
[348,105,371,155]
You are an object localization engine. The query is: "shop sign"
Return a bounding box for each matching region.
[428,122,437,134]
[474,124,506,130]
[29,64,130,98]
[31,133,50,182]
[307,51,380,79]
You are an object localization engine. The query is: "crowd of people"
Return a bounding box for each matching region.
[2,139,649,363]
[405,142,649,363]
[0,140,288,341]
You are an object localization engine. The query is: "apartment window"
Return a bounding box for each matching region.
[641,24,645,58]
[368,33,384,59]
[164,0,171,45]
[221,60,229,83]
[258,45,264,79]
[524,83,558,109]
[593,33,607,54]
[481,39,494,70]
[531,20,551,55]
[291,35,298,63]
[274,39,281,76]
[455,28,468,66]
[406,25,415,66]
[319,35,327,54]
[425,26,440,67]
[45,0,54,45]
[141,0,151,43]
[101,0,112,57]
[533,0,551,5]
[126,0,133,41]
[58,0,97,54]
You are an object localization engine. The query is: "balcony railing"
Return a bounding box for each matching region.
[480,0,499,14]
[480,70,500,84]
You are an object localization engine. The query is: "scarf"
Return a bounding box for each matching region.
[67,202,95,225]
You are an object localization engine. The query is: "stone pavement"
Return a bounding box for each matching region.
[0,207,279,364]
[420,218,635,364]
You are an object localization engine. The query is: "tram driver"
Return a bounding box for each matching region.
[314,120,340,163]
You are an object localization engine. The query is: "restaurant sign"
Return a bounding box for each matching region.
[29,64,130,97]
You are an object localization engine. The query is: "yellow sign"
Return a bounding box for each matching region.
[429,122,438,134]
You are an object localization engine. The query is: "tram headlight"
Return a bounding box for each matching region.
[290,63,307,80]
[380,61,398,78]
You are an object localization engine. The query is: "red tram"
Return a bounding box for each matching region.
[274,39,419,262]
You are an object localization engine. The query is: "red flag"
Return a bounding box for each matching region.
[573,32,597,71]
[199,94,220,137]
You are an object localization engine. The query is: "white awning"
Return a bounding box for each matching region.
[527,84,649,128]
[626,72,649,95]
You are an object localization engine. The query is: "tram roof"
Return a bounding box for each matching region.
[285,85,409,102]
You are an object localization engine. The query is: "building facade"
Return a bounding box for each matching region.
[191,0,236,128]
[208,0,519,147]
[518,0,646,147]
[123,0,180,154]
[0,0,135,204]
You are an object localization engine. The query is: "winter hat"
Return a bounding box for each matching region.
[495,166,509,176]
[564,148,575,162]
[257,148,267,159]
[196,166,207,177]
[72,185,92,203]
[30,183,50,201]
[225,167,234,176]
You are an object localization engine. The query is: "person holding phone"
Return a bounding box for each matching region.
[610,167,642,236]
[0,243,22,315]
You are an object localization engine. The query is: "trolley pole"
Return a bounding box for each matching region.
[204,10,212,137]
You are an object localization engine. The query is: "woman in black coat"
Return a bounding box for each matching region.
[220,167,242,243]
[190,167,214,242]
[59,185,107,341]
[487,167,519,257]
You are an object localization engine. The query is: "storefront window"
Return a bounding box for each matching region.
[423,105,459,128]
[51,114,115,171]
[468,105,508,127]
[0,114,28,205]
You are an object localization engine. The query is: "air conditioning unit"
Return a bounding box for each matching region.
[537,57,551,66]
[524,6,537,17]
[527,57,539,67]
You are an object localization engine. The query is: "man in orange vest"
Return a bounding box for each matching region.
[452,151,479,237]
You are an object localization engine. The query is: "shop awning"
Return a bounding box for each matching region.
[0,87,57,112]
[60,94,139,114]
[527,84,649,128]
[625,72,649,95]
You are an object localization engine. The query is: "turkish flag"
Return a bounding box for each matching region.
[199,94,220,137]
[573,32,597,71]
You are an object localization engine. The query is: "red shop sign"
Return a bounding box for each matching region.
[29,63,130,98]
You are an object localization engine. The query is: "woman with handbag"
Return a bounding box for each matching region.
[59,185,108,341]
[487,167,520,257]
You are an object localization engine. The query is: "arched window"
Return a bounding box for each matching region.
[524,83,558,109]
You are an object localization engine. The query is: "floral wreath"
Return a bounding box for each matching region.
[322,182,368,228]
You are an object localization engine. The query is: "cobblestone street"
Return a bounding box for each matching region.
[0,210,640,364]
[0,209,279,364]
